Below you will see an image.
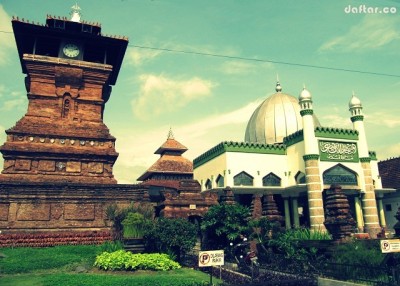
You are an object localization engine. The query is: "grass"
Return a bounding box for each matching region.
[0,245,219,286]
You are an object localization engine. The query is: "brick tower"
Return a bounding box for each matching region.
[0,6,128,184]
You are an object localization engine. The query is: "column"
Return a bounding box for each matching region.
[291,197,300,228]
[354,196,364,232]
[361,159,381,237]
[283,197,291,229]
[304,155,326,231]
[376,195,387,229]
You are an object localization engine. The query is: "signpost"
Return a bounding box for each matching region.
[381,239,400,253]
[199,250,224,285]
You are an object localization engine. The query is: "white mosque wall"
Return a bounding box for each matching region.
[226,152,288,188]
[382,192,400,229]
[286,141,306,185]
[370,160,383,189]
[194,153,227,190]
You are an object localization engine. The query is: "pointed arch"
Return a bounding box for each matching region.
[295,171,306,184]
[216,174,224,188]
[262,172,281,186]
[322,164,358,186]
[205,179,212,190]
[233,171,253,186]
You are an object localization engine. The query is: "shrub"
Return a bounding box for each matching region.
[122,212,148,238]
[331,240,385,266]
[201,204,250,251]
[94,250,181,271]
[143,218,197,262]
[106,203,154,240]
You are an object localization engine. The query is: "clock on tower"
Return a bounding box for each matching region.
[0,5,128,184]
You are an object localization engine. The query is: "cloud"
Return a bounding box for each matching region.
[319,15,400,52]
[124,41,241,67]
[125,46,162,66]
[220,60,272,75]
[0,5,15,65]
[366,112,400,128]
[114,98,262,183]
[131,74,215,119]
[0,88,25,111]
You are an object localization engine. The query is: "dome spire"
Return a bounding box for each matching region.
[70,3,81,23]
[167,127,174,139]
[275,74,282,92]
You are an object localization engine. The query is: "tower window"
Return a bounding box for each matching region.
[262,173,281,186]
[216,175,224,187]
[234,171,253,186]
[205,179,212,190]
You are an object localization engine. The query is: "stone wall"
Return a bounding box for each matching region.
[0,181,147,233]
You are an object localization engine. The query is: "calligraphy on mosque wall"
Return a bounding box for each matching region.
[319,140,359,162]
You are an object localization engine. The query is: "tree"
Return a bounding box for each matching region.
[201,204,250,251]
[143,218,197,262]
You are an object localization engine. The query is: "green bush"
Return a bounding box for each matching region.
[94,250,181,271]
[331,240,384,266]
[122,212,148,238]
[201,204,250,250]
[144,218,197,262]
[106,202,154,240]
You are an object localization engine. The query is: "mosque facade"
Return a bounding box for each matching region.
[194,81,388,237]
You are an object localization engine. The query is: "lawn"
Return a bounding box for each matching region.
[0,245,220,286]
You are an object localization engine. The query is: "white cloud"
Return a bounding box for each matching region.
[367,112,400,128]
[220,60,272,75]
[319,16,400,52]
[131,74,215,119]
[125,46,162,66]
[0,98,26,111]
[0,5,15,65]
[114,98,262,183]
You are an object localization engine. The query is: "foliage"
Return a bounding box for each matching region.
[94,250,181,271]
[106,202,154,240]
[201,204,250,250]
[0,245,221,286]
[249,217,283,244]
[0,244,99,274]
[143,218,197,262]
[122,212,149,238]
[330,240,385,267]
[99,240,124,253]
[287,227,332,240]
[0,268,217,286]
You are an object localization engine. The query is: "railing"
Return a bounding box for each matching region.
[318,262,396,286]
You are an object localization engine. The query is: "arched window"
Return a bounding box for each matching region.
[62,93,72,119]
[295,171,306,184]
[216,175,224,187]
[262,173,281,186]
[323,164,357,186]
[205,179,212,190]
[233,171,253,186]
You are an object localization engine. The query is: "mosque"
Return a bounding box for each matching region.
[193,80,389,237]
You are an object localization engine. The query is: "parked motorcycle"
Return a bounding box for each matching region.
[230,236,260,278]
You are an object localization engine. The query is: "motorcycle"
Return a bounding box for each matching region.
[230,236,260,278]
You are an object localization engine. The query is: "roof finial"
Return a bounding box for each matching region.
[275,74,282,92]
[70,3,81,22]
[167,127,174,139]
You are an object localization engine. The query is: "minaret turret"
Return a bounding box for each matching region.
[299,86,325,231]
[299,86,318,155]
[349,92,368,158]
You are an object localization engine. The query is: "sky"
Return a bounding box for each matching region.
[0,0,399,184]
